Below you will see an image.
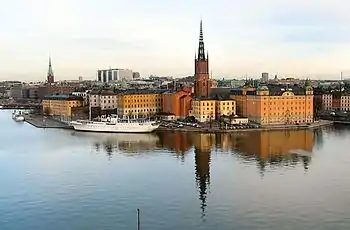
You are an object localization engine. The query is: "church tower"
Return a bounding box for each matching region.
[194,20,211,98]
[47,57,55,84]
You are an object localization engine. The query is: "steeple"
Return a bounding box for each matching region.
[197,20,206,61]
[47,56,55,84]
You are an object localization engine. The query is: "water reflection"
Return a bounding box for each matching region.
[71,132,160,159]
[72,129,319,218]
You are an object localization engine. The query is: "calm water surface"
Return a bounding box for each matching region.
[1,110,350,230]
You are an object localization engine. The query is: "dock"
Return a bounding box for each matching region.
[156,120,334,133]
[24,115,73,129]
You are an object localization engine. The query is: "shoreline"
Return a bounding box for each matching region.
[23,114,334,133]
[156,120,333,133]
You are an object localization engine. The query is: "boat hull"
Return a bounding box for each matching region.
[13,116,25,122]
[70,121,160,133]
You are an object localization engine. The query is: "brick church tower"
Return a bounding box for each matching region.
[194,20,211,98]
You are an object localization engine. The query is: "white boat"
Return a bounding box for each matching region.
[14,115,25,122]
[70,115,160,133]
[12,110,25,122]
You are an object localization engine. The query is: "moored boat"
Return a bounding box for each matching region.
[70,115,160,133]
[12,110,25,122]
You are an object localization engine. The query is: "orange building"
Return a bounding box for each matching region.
[162,91,192,119]
[244,85,314,125]
[230,87,256,117]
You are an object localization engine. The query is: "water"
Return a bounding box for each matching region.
[1,110,350,230]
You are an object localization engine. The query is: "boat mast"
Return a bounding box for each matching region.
[137,209,140,230]
[89,99,92,120]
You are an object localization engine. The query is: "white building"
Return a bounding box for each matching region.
[72,90,90,105]
[89,92,118,110]
[97,69,133,83]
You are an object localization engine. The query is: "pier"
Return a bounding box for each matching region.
[0,103,42,110]
[24,114,73,129]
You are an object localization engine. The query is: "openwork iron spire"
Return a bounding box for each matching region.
[47,57,54,77]
[197,20,206,60]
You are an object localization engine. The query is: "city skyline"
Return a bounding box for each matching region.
[2,0,350,80]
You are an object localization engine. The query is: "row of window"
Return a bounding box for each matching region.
[123,108,161,113]
[263,101,311,105]
[263,106,311,111]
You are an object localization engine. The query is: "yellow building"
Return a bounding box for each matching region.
[190,99,216,122]
[215,100,236,118]
[116,90,163,118]
[190,99,236,122]
[42,94,84,118]
[245,85,314,125]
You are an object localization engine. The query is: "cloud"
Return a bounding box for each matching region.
[2,0,350,80]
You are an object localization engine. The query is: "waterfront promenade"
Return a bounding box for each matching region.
[157,120,333,133]
[23,114,333,132]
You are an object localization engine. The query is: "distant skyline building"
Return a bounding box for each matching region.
[132,72,140,79]
[261,72,269,82]
[194,20,211,98]
[47,57,54,84]
[97,68,133,83]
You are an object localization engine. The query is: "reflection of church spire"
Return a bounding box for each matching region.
[194,148,211,219]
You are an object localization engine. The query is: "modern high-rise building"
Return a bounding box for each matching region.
[261,72,269,82]
[97,69,133,83]
[47,57,55,84]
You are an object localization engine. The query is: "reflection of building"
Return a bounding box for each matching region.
[237,130,314,160]
[76,132,160,156]
[156,132,193,155]
[192,133,215,218]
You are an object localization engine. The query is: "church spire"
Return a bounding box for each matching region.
[47,56,55,84]
[197,20,206,61]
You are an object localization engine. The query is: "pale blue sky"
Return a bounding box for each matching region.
[1,0,350,80]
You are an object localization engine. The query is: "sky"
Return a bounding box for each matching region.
[2,0,350,81]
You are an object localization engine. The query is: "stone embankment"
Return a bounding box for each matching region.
[156,120,333,133]
[24,115,73,129]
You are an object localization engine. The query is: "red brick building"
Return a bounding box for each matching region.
[194,20,211,98]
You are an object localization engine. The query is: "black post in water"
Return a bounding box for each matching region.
[137,208,140,230]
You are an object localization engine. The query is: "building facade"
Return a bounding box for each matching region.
[190,99,236,122]
[162,90,192,119]
[97,69,133,83]
[116,90,164,118]
[244,85,314,125]
[89,91,119,110]
[261,72,269,82]
[42,95,84,118]
[230,87,256,117]
[191,99,216,122]
[215,100,236,118]
[322,94,332,110]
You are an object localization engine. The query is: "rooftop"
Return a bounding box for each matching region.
[44,94,84,101]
